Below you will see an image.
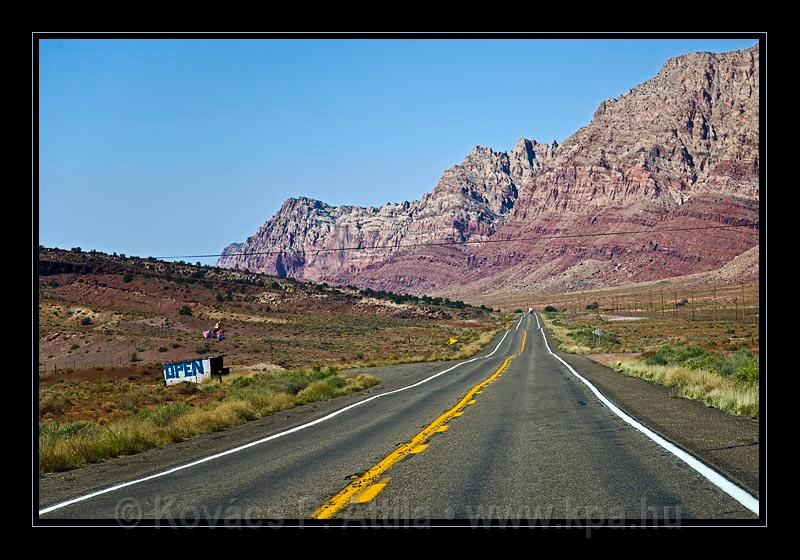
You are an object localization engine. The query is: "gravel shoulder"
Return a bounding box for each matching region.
[544,328,760,497]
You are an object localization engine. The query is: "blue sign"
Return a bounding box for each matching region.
[163,359,210,385]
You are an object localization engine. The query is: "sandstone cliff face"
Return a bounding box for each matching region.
[218,140,556,284]
[218,45,759,299]
[519,46,760,216]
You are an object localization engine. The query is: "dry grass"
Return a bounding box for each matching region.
[611,359,758,417]
[38,249,505,473]
[38,322,504,473]
[539,314,592,354]
[450,329,500,359]
[39,369,379,474]
[541,309,759,418]
[325,326,503,370]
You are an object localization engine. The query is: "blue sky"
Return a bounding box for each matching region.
[39,38,757,262]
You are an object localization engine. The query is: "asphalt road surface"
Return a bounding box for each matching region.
[39,313,758,522]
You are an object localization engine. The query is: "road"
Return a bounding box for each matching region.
[39,313,758,522]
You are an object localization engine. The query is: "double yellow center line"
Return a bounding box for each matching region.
[311,328,527,519]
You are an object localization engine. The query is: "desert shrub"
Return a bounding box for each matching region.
[38,364,382,474]
[716,349,758,380]
[643,344,758,384]
[123,274,134,283]
[732,357,759,384]
[612,360,758,417]
[158,346,168,353]
[40,421,89,439]
[586,302,599,310]
[263,368,336,395]
[568,328,620,348]
[173,382,199,395]
[231,376,256,389]
[80,317,92,326]
[178,305,193,316]
[135,402,192,427]
[38,421,96,471]
[296,377,348,404]
[344,374,380,392]
[40,396,71,418]
[644,344,708,367]
[544,306,557,313]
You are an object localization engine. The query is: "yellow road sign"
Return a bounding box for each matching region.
[449,337,458,345]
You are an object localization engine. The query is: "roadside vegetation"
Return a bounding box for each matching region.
[539,309,759,418]
[39,366,379,473]
[38,248,507,473]
[37,324,503,474]
[611,344,758,417]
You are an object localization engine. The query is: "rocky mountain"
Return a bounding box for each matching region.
[218,45,760,301]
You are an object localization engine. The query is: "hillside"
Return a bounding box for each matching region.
[37,248,496,374]
[218,45,759,299]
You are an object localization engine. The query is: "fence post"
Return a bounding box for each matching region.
[741,282,746,322]
[673,289,677,319]
[713,283,717,323]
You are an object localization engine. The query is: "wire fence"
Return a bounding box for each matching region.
[530,281,759,324]
[37,324,185,376]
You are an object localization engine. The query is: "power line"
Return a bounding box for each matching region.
[155,223,759,260]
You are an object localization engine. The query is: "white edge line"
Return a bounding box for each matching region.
[535,314,759,516]
[39,326,515,515]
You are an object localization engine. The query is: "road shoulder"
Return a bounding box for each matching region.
[543,328,759,497]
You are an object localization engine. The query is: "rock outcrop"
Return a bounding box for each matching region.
[218,45,760,299]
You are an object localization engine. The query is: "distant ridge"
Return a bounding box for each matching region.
[219,45,759,299]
